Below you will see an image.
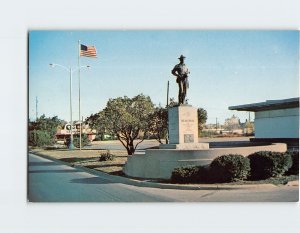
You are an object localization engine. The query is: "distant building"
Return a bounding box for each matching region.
[224,115,241,131]
[229,97,299,143]
[240,119,254,135]
[56,122,97,142]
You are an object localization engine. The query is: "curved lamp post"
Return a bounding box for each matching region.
[49,63,90,150]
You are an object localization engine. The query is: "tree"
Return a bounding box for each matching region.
[85,111,106,139]
[197,108,207,132]
[28,114,65,146]
[101,94,154,155]
[148,107,168,144]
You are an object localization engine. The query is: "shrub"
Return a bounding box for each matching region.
[73,134,90,148]
[286,151,299,175]
[210,154,250,182]
[29,130,55,147]
[171,166,200,183]
[248,151,292,180]
[171,165,212,183]
[99,150,115,161]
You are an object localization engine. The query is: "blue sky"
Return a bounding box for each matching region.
[29,30,299,124]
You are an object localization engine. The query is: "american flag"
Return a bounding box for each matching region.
[80,44,97,58]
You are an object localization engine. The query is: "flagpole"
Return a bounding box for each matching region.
[78,40,82,150]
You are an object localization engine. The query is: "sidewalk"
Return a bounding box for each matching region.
[30,151,298,191]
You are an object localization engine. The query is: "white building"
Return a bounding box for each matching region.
[224,114,241,130]
[229,97,299,143]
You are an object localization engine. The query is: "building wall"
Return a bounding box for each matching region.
[255,108,299,138]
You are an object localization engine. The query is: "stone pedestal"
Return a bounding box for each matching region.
[164,104,209,149]
[168,104,198,144]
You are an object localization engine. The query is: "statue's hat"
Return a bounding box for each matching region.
[178,55,186,60]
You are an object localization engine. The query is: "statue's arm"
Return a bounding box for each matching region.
[171,66,180,77]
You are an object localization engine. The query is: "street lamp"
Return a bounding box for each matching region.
[49,63,90,150]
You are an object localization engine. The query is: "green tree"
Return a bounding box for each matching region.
[28,114,65,146]
[197,108,207,132]
[85,111,106,140]
[148,107,168,144]
[101,94,154,155]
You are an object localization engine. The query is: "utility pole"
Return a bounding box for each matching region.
[166,80,170,144]
[166,80,169,107]
[78,40,82,151]
[35,96,38,121]
[216,118,218,132]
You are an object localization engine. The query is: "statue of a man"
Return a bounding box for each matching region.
[171,55,190,105]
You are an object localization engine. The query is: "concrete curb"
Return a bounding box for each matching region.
[286,180,299,187]
[29,151,285,191]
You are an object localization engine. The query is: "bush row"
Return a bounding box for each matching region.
[248,151,293,180]
[171,150,299,183]
[29,130,55,147]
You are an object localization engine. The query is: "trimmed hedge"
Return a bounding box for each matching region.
[171,151,297,184]
[171,166,210,183]
[248,151,292,180]
[171,166,200,183]
[210,154,250,182]
[286,151,299,175]
[172,154,250,183]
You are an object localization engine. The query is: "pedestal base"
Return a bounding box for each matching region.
[123,143,287,179]
[168,105,198,144]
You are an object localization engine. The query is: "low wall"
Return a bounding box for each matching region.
[123,143,287,179]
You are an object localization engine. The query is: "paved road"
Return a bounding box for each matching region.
[86,137,252,151]
[28,153,298,202]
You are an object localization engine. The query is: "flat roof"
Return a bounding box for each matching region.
[229,97,299,112]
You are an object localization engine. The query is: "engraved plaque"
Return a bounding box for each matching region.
[184,134,194,143]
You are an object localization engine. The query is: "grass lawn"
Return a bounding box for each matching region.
[29,147,128,175]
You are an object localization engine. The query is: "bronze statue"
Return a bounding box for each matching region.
[171,55,190,105]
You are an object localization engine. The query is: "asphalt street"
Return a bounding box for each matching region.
[28,153,298,202]
[86,137,252,150]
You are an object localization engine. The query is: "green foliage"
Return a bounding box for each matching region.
[171,151,297,184]
[148,107,168,144]
[199,130,218,138]
[197,108,208,132]
[99,150,115,161]
[28,114,65,147]
[248,151,293,180]
[85,111,106,136]
[72,134,90,148]
[171,166,211,183]
[286,151,299,175]
[29,130,55,147]
[87,94,154,155]
[93,134,103,141]
[210,154,250,182]
[29,114,65,136]
[171,166,200,183]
